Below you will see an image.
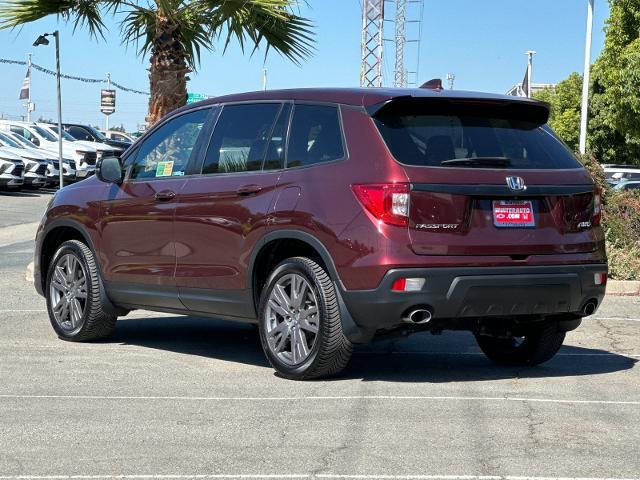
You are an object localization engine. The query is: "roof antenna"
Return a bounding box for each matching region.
[420,79,443,91]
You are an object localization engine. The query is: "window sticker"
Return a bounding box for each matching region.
[155,161,174,177]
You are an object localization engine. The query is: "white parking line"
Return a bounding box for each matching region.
[0,475,638,480]
[0,394,638,406]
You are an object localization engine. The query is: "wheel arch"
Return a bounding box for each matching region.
[248,230,343,315]
[38,220,99,294]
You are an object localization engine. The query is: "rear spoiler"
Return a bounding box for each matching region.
[366,96,551,125]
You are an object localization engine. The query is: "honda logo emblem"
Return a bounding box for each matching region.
[506,176,526,191]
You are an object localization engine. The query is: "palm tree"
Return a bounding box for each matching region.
[0,0,314,124]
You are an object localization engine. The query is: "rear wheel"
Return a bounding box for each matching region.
[46,240,117,341]
[258,257,353,380]
[475,322,565,366]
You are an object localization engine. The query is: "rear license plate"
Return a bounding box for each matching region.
[492,200,535,228]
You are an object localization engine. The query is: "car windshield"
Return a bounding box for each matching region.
[33,126,58,142]
[48,126,79,142]
[374,104,582,170]
[10,132,38,149]
[86,126,107,141]
[0,132,22,148]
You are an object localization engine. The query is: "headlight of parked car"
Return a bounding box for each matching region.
[0,160,11,175]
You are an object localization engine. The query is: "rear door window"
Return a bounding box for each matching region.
[202,103,281,174]
[374,103,581,170]
[287,104,344,168]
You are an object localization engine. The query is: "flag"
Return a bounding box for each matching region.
[521,64,530,98]
[19,68,30,100]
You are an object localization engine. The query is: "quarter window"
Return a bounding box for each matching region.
[128,109,210,180]
[202,103,281,174]
[287,105,344,168]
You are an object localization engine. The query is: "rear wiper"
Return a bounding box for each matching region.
[440,157,512,168]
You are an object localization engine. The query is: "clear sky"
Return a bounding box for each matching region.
[0,0,610,131]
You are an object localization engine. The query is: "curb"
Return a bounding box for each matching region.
[26,261,34,283]
[607,280,640,296]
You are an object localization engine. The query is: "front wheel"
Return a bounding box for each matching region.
[46,240,117,341]
[475,322,565,366]
[258,257,353,380]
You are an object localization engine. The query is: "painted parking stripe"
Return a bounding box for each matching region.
[0,475,638,480]
[0,394,638,406]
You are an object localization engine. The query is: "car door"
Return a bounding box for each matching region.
[174,102,290,318]
[97,107,212,310]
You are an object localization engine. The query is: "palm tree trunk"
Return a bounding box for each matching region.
[147,10,191,126]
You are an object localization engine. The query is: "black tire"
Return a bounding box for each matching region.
[45,239,117,341]
[475,322,565,366]
[258,257,353,380]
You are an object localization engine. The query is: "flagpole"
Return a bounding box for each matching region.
[26,53,32,122]
[579,0,595,155]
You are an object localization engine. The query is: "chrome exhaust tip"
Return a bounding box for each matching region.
[402,308,432,325]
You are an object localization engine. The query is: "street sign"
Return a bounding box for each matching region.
[187,92,207,104]
[101,89,116,115]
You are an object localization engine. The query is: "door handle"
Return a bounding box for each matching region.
[236,184,263,196]
[154,190,176,201]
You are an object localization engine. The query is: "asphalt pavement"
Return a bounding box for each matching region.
[0,190,638,480]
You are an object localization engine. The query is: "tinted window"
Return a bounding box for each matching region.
[202,103,280,174]
[264,104,292,170]
[374,106,581,170]
[128,108,209,180]
[33,126,58,142]
[10,126,36,142]
[287,105,344,168]
[67,126,92,141]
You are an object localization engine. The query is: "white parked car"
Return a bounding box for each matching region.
[39,123,119,163]
[603,164,640,185]
[0,120,94,179]
[4,131,76,186]
[0,147,25,189]
[0,132,48,189]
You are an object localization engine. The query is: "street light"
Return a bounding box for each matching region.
[33,31,64,189]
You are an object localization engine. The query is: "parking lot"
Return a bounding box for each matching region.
[1,190,639,479]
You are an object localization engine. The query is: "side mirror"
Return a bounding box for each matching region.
[32,137,40,146]
[96,156,122,184]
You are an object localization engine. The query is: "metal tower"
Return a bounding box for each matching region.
[360,0,385,88]
[393,0,408,87]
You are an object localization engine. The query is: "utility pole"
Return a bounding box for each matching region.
[105,72,111,132]
[446,73,455,90]
[393,0,407,87]
[263,67,267,91]
[360,0,385,87]
[526,51,536,98]
[579,0,595,155]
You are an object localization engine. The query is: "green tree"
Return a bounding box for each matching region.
[589,0,640,164]
[0,0,313,125]
[533,72,583,152]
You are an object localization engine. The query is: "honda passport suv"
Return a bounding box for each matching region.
[34,87,607,380]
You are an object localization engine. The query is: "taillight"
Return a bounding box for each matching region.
[352,183,410,227]
[592,188,602,226]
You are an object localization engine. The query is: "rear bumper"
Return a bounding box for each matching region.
[340,264,607,333]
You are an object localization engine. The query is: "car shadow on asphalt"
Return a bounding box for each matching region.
[106,315,637,382]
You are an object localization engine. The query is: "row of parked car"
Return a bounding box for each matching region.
[603,164,640,191]
[0,120,135,190]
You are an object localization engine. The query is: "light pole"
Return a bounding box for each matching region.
[526,51,536,98]
[33,31,64,189]
[579,0,595,155]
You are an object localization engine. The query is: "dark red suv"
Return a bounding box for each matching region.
[34,87,607,379]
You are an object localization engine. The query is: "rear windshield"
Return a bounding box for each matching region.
[374,105,581,170]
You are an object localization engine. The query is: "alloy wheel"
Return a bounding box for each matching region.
[264,273,320,366]
[49,253,88,333]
